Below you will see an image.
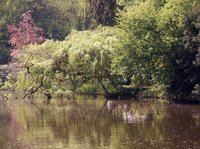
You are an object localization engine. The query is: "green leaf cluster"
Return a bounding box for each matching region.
[112,0,197,95]
[11,27,123,97]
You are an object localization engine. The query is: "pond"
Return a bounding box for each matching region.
[0,96,200,149]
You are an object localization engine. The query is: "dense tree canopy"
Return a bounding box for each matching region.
[2,0,200,102]
[0,0,92,64]
[168,4,200,101]
[112,0,198,96]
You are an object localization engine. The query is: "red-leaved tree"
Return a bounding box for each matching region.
[7,10,45,57]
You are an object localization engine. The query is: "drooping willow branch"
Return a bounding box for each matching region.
[23,83,42,100]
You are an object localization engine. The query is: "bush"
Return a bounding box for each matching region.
[168,4,200,101]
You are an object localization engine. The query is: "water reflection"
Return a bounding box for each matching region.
[0,100,10,149]
[1,97,200,149]
[106,100,153,124]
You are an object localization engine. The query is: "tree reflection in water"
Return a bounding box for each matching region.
[3,97,200,149]
[106,100,153,124]
[0,100,11,149]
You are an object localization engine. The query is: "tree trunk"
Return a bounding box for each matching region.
[88,0,117,26]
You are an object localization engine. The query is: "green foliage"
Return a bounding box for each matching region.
[0,0,22,64]
[29,0,92,39]
[15,40,62,96]
[10,27,122,97]
[112,0,197,95]
[4,0,200,102]
[0,0,93,64]
[168,4,200,101]
[88,0,118,26]
[114,0,165,89]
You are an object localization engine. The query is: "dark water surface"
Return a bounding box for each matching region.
[0,97,200,149]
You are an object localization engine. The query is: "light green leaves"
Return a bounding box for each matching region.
[113,0,198,94]
[12,26,122,96]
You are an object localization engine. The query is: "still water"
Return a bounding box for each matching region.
[0,96,200,149]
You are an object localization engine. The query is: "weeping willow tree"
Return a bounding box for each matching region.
[5,27,122,101]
